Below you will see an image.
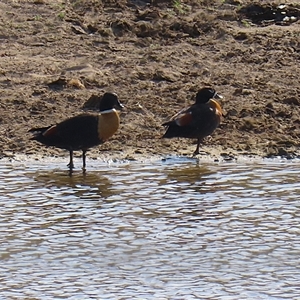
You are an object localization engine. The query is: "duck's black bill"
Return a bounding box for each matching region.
[214,92,223,99]
[116,102,124,110]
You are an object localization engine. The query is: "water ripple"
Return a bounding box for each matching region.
[0,158,299,299]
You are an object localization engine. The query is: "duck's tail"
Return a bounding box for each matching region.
[28,126,51,140]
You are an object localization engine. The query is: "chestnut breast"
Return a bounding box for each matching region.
[97,109,121,142]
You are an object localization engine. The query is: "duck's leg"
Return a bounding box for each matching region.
[82,150,87,173]
[67,150,74,171]
[193,138,201,156]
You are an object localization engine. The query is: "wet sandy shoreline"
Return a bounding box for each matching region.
[0,1,299,161]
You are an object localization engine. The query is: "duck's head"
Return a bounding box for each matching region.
[99,92,124,112]
[195,87,223,104]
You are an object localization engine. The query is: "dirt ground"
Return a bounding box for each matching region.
[0,0,299,163]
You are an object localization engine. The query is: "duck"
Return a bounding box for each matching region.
[29,92,124,173]
[162,87,223,156]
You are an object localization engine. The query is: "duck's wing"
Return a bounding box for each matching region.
[162,106,194,127]
[29,114,99,149]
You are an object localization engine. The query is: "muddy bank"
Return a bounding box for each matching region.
[0,0,299,162]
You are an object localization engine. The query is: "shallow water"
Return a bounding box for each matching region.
[0,157,299,300]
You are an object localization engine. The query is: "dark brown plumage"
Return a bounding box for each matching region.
[29,92,124,173]
[162,87,223,155]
